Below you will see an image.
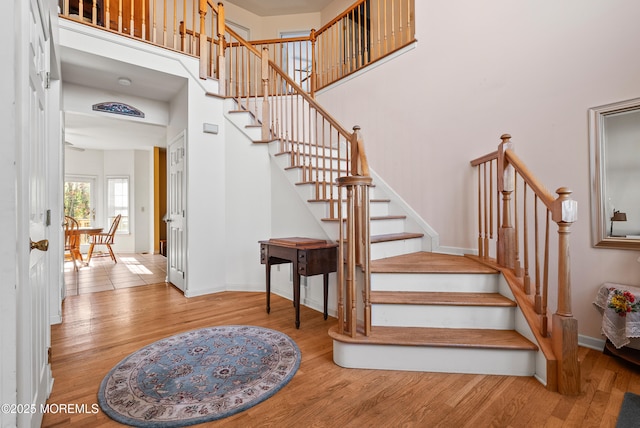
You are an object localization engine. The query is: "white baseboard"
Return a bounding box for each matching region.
[579,334,605,351]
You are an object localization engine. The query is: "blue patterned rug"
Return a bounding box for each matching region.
[98,325,300,427]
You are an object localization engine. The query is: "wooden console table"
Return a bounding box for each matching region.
[260,237,338,328]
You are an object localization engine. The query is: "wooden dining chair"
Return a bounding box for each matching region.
[64,216,81,271]
[86,214,121,264]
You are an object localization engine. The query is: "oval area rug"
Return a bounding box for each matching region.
[98,325,300,427]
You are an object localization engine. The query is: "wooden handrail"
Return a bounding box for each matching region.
[470,150,498,166]
[504,149,555,209]
[470,134,579,396]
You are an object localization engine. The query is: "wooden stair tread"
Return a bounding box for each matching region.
[322,215,406,222]
[370,291,516,306]
[371,251,498,274]
[371,232,424,243]
[295,181,376,189]
[329,325,538,351]
[308,198,390,203]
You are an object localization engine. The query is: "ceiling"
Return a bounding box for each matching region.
[226,0,334,16]
[61,46,185,151]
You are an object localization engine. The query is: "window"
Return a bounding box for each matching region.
[107,176,129,234]
[64,175,96,227]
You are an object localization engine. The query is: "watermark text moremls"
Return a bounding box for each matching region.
[1,403,100,414]
[41,403,100,414]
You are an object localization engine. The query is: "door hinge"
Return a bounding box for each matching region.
[47,347,52,364]
[44,71,50,89]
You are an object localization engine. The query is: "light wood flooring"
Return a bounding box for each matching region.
[64,252,167,295]
[44,271,640,427]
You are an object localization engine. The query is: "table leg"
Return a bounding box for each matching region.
[323,273,329,320]
[294,270,301,329]
[265,262,271,314]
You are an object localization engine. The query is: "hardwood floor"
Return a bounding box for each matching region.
[64,252,167,295]
[43,278,639,427]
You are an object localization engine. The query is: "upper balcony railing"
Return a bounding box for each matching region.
[59,0,415,96]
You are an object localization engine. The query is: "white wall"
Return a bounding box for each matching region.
[222,116,271,291]
[316,0,640,341]
[178,81,229,296]
[63,82,169,127]
[134,150,153,252]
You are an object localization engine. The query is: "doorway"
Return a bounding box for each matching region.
[64,175,97,251]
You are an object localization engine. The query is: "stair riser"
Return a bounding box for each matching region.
[227,111,255,128]
[310,201,389,218]
[295,182,382,202]
[371,272,500,293]
[278,156,348,183]
[370,218,405,235]
[333,341,536,376]
[371,304,515,329]
[278,143,343,159]
[243,126,262,142]
[284,158,349,174]
[370,238,425,260]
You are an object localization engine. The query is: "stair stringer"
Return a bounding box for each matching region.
[268,145,438,259]
[366,168,439,258]
[495,272,550,387]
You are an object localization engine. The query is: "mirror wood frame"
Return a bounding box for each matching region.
[589,97,640,250]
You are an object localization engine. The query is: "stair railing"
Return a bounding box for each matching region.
[59,0,415,95]
[225,0,416,97]
[210,5,373,338]
[337,128,373,337]
[470,134,580,395]
[59,0,217,71]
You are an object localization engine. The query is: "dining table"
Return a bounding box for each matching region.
[66,226,103,264]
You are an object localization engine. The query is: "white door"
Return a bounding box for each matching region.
[167,132,187,291]
[17,0,52,425]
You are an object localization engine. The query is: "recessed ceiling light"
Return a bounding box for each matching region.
[118,77,132,86]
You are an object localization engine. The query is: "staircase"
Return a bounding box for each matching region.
[331,252,539,376]
[226,102,541,379]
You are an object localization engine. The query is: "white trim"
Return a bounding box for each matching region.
[579,334,606,351]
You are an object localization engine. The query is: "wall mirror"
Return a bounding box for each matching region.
[589,97,640,249]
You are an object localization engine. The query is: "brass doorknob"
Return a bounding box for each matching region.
[30,239,49,252]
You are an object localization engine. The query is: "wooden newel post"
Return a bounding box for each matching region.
[198,0,208,79]
[261,47,270,141]
[310,29,317,98]
[217,2,226,95]
[497,134,515,268]
[551,187,580,395]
